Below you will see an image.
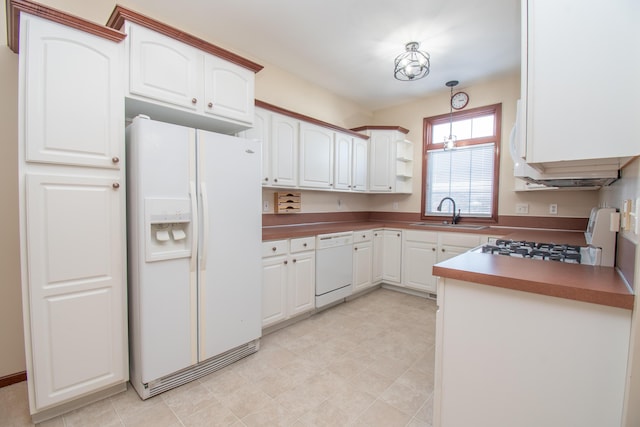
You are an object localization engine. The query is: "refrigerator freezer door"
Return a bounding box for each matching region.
[127,117,198,383]
[196,130,262,361]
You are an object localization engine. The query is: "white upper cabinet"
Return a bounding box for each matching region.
[128,23,202,111]
[352,137,368,192]
[299,123,335,189]
[239,107,271,185]
[270,113,299,188]
[22,16,123,169]
[125,22,255,132]
[334,132,353,191]
[202,54,255,124]
[522,0,639,165]
[368,131,394,192]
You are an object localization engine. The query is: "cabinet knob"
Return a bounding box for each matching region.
[274,178,278,183]
[374,233,378,237]
[389,186,392,190]
[192,98,198,104]
[284,260,288,265]
[272,247,277,252]
[303,243,307,247]
[264,177,269,181]
[208,102,213,108]
[329,183,332,186]
[397,233,400,237]
[432,247,436,251]
[111,156,120,164]
[112,182,120,189]
[292,259,297,263]
[362,235,366,238]
[354,247,358,251]
[441,248,445,252]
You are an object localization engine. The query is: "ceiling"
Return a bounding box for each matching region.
[45,0,522,110]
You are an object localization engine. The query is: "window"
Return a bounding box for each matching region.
[422,104,501,222]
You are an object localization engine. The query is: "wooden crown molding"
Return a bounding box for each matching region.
[255,100,369,140]
[350,125,410,135]
[6,0,126,53]
[106,5,263,73]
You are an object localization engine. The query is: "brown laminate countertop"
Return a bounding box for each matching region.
[433,252,634,310]
[261,221,634,310]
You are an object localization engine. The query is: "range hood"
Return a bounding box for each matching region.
[514,158,621,189]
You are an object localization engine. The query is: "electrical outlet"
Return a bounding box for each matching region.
[263,200,269,212]
[516,203,529,214]
[549,204,558,215]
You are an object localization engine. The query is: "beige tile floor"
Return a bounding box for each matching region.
[1,288,436,427]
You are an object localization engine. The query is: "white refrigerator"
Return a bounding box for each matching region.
[126,116,262,399]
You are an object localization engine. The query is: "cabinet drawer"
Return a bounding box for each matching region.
[353,230,373,243]
[262,240,288,257]
[290,236,315,253]
[438,232,482,248]
[404,229,438,243]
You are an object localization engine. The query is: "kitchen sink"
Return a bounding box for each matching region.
[410,222,488,230]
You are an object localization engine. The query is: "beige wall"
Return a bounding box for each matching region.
[0,3,26,378]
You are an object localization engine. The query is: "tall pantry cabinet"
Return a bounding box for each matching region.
[15,11,128,422]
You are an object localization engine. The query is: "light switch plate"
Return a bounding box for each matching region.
[516,203,529,214]
[549,204,558,215]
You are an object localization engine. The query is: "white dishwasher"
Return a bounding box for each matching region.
[315,231,354,308]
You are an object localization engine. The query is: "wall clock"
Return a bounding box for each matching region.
[451,91,469,110]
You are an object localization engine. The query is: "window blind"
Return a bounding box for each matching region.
[426,143,494,217]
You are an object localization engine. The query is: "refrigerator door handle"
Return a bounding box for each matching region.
[189,181,198,272]
[200,181,210,271]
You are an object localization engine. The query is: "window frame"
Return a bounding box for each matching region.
[421,103,502,223]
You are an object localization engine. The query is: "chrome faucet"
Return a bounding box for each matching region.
[437,197,461,224]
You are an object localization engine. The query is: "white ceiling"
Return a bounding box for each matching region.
[88,0,521,110]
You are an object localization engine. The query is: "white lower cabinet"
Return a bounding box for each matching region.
[437,232,483,263]
[372,229,384,283]
[352,230,373,293]
[402,230,438,293]
[25,174,127,411]
[382,229,402,284]
[262,237,315,328]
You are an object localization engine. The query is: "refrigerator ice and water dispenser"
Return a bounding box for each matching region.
[145,197,192,261]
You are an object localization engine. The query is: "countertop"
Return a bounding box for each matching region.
[261,220,634,310]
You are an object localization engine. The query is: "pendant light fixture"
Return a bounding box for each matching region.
[394,42,430,81]
[444,80,458,150]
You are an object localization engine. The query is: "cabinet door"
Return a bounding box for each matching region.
[271,113,299,188]
[353,241,373,292]
[438,245,468,263]
[22,15,123,169]
[369,131,394,192]
[372,230,384,283]
[239,108,271,185]
[382,230,402,283]
[299,123,334,189]
[25,173,126,409]
[352,138,368,192]
[203,55,254,124]
[403,241,438,293]
[128,23,203,111]
[525,0,640,163]
[288,252,315,317]
[262,255,288,328]
[334,132,353,190]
